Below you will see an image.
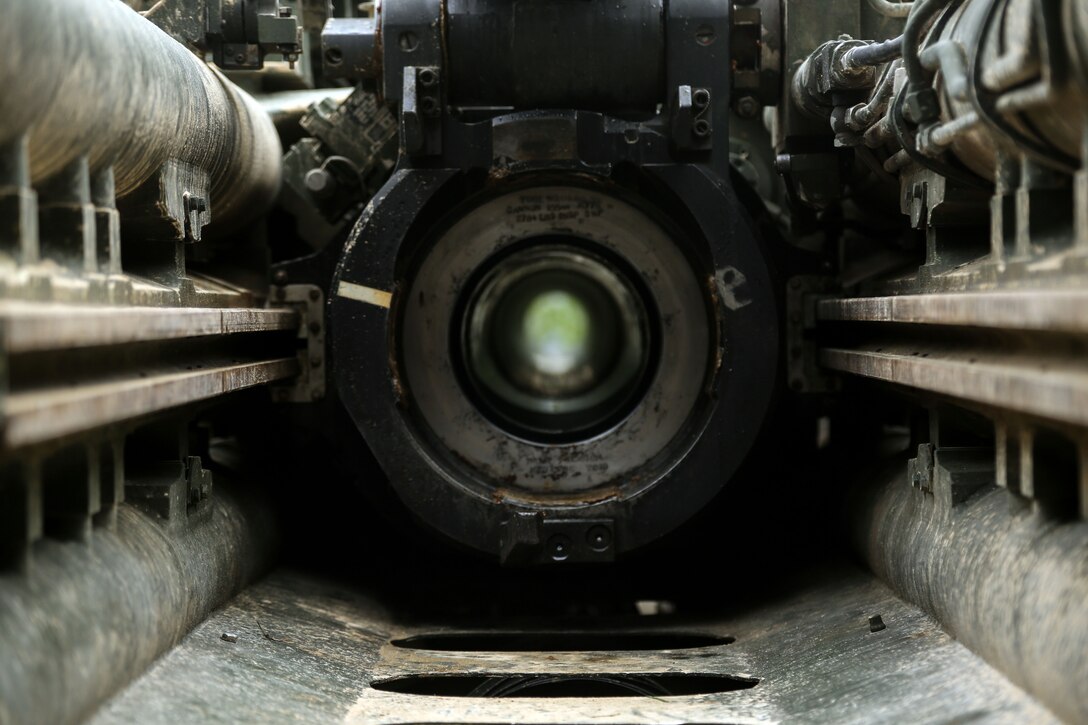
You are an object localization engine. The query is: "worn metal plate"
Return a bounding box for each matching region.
[91,565,1055,724]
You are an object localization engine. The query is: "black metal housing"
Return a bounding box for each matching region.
[320,0,779,564]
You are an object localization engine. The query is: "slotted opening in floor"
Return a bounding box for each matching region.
[369,673,760,697]
[389,631,734,652]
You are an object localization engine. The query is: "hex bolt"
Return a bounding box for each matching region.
[734,95,760,119]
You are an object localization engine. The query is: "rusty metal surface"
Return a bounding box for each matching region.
[817,290,1088,333]
[0,0,282,238]
[0,479,277,725]
[1,357,298,449]
[852,464,1088,724]
[0,303,297,353]
[91,565,1055,724]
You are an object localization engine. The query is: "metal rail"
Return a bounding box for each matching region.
[820,346,1088,428]
[817,291,1088,428]
[2,357,298,450]
[817,290,1088,333]
[0,303,298,353]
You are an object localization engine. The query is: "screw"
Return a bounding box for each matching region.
[693,119,711,137]
[586,525,612,552]
[547,534,572,562]
[398,31,419,51]
[734,96,760,119]
[418,68,438,86]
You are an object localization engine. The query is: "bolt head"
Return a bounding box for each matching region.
[547,534,572,562]
[734,96,760,119]
[586,525,612,552]
[304,168,336,198]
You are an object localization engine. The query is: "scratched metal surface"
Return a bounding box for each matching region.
[91,564,1056,724]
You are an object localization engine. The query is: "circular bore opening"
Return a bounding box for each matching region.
[455,240,657,443]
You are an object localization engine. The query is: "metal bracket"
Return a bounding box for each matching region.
[671,85,713,151]
[271,283,325,402]
[499,511,616,565]
[786,275,839,393]
[401,66,442,156]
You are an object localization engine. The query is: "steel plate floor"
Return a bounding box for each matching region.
[91,563,1056,724]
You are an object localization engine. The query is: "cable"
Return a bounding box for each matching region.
[903,0,955,90]
[966,0,1080,172]
[319,154,368,191]
[889,84,992,189]
[845,36,905,67]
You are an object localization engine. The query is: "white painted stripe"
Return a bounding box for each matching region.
[337,281,393,309]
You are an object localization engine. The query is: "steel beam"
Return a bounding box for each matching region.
[820,346,1088,428]
[818,290,1088,333]
[0,303,298,353]
[2,358,298,450]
